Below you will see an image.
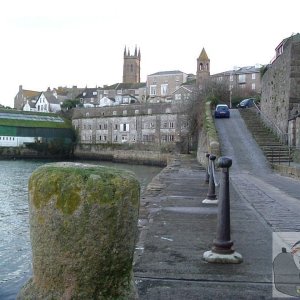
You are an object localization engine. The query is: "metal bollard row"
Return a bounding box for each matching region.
[202,154,218,204]
[203,155,243,264]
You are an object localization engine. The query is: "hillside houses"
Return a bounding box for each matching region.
[76,84,144,107]
[210,65,262,96]
[18,86,84,113]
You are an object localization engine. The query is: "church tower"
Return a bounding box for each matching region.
[123,46,141,84]
[196,48,210,89]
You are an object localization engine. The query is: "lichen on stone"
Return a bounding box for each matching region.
[29,162,140,215]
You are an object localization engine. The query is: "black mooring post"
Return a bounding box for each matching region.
[212,156,234,254]
[205,153,210,183]
[206,154,217,200]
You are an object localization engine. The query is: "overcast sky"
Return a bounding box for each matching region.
[0,0,299,107]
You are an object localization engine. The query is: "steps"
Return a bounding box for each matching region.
[239,108,292,163]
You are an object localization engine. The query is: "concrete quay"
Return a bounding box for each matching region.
[134,155,275,300]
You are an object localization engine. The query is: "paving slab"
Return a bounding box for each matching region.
[134,157,273,299]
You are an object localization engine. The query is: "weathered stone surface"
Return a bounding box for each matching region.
[18,162,140,300]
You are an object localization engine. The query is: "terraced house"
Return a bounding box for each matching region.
[72,103,189,152]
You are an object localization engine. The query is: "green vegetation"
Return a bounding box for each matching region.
[204,101,218,141]
[0,109,72,129]
[0,118,71,128]
[61,99,82,110]
[29,164,140,214]
[260,64,269,78]
[25,138,74,157]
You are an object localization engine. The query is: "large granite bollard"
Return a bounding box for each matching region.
[18,162,140,300]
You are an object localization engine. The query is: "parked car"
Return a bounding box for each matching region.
[214,104,230,118]
[237,98,255,108]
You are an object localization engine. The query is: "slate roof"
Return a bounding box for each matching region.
[148,70,186,76]
[101,82,146,90]
[23,90,41,100]
[43,92,61,104]
[27,100,37,108]
[55,86,84,98]
[212,65,261,76]
[76,88,98,99]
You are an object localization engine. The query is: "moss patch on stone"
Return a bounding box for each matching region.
[29,163,140,215]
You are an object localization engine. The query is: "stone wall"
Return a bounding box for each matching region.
[197,101,220,166]
[261,35,300,135]
[261,42,291,134]
[74,144,170,166]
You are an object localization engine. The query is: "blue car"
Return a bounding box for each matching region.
[214,104,230,118]
[237,98,255,108]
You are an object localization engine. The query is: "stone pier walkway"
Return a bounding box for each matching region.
[133,156,274,300]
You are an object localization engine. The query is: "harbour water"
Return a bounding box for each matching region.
[0,159,162,299]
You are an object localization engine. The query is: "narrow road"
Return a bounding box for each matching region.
[215,109,300,231]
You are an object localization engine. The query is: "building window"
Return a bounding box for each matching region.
[252,83,256,90]
[150,122,155,128]
[114,135,118,141]
[169,122,174,128]
[252,73,256,80]
[163,122,168,128]
[230,75,233,81]
[168,135,174,142]
[99,135,102,141]
[148,109,152,115]
[120,123,129,132]
[93,91,97,96]
[122,135,128,142]
[113,111,117,115]
[135,109,139,115]
[238,74,246,83]
[104,135,107,141]
[115,124,118,130]
[123,110,127,116]
[99,124,102,129]
[161,84,168,96]
[161,135,167,142]
[150,85,157,96]
[175,94,181,100]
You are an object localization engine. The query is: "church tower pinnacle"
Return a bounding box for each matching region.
[196,48,210,89]
[123,45,141,84]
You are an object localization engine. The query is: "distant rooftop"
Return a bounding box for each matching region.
[148,70,186,76]
[212,65,262,76]
[0,112,64,123]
